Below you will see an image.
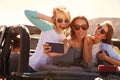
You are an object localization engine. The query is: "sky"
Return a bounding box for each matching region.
[0,0,120,26]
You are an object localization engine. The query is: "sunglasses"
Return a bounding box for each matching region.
[73,25,88,31]
[56,18,69,23]
[97,25,107,34]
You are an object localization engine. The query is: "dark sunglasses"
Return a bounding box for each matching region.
[73,25,88,30]
[97,24,107,34]
[56,18,69,23]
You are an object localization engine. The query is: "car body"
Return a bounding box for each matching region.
[0,25,120,80]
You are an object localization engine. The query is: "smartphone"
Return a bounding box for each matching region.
[46,42,64,53]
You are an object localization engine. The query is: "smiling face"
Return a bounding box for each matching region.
[52,7,71,32]
[73,19,88,39]
[55,13,70,31]
[70,16,89,40]
[93,21,114,44]
[93,24,108,41]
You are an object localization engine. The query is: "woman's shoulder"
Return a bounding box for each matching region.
[63,39,73,48]
[101,42,113,49]
[101,42,112,46]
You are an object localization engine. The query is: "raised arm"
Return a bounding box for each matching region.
[24,10,53,31]
[37,12,52,23]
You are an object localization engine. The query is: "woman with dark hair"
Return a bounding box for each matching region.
[44,16,91,72]
[88,21,120,67]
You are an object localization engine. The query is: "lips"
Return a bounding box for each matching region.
[59,25,67,30]
[79,32,83,36]
[77,32,84,38]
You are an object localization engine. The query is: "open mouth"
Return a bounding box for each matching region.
[59,25,67,30]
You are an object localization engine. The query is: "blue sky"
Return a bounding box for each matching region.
[0,0,120,26]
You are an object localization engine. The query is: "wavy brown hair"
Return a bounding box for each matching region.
[102,21,114,44]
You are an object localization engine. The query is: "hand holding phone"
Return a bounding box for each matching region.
[46,42,64,53]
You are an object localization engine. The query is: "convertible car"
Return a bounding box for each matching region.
[0,25,120,80]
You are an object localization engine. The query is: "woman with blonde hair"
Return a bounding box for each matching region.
[25,6,71,72]
[44,16,91,72]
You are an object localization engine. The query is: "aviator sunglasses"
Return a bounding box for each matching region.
[73,25,88,30]
[97,24,107,34]
[56,18,69,23]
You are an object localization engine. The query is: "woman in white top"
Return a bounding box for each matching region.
[44,16,91,72]
[87,21,120,67]
[24,6,71,72]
